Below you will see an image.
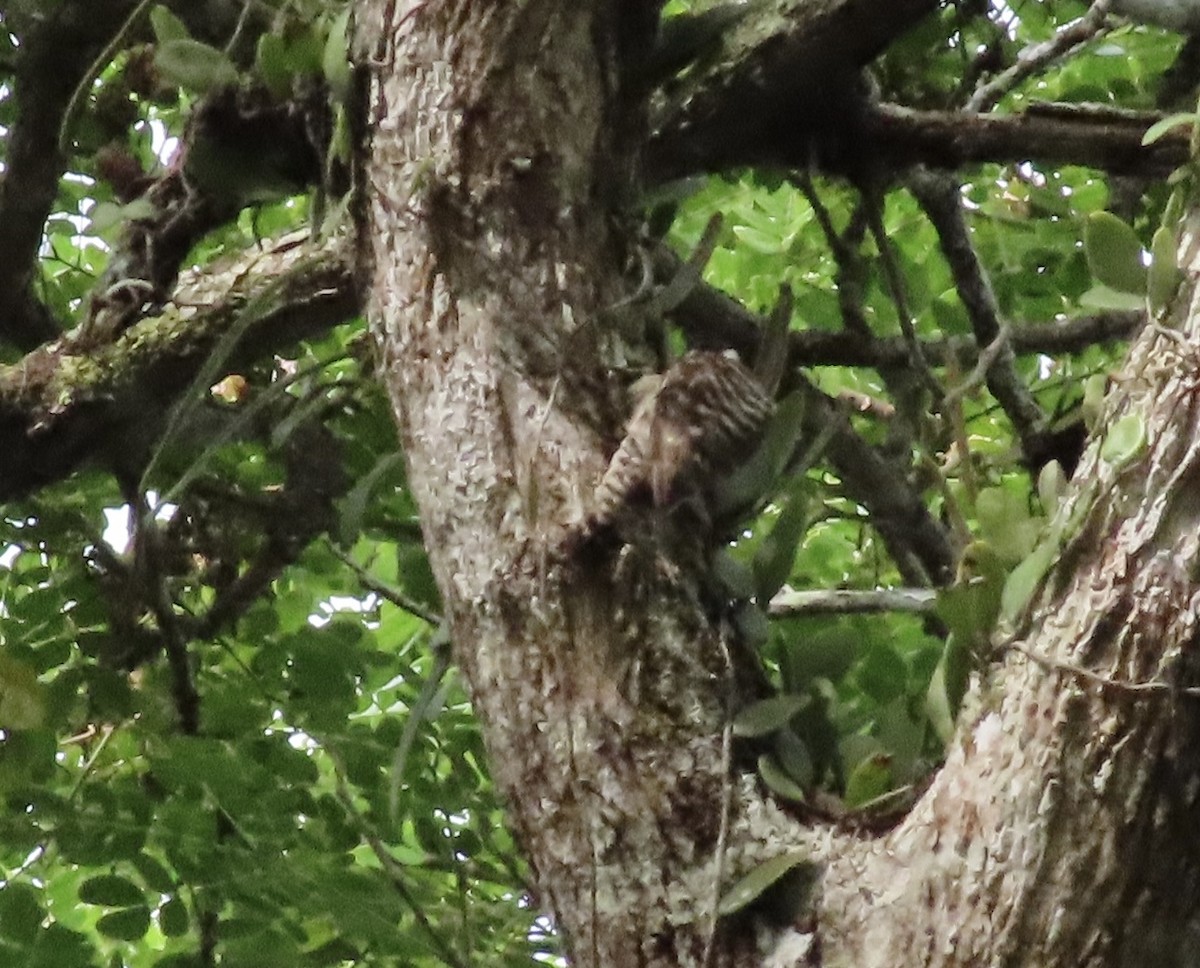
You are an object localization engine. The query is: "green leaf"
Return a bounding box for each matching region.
[874,699,926,784]
[203,679,268,737]
[160,896,189,937]
[1084,212,1146,295]
[323,8,353,99]
[151,736,249,795]
[975,487,1039,565]
[78,875,143,907]
[1100,413,1146,467]
[1078,285,1146,311]
[732,601,771,648]
[0,653,44,729]
[255,32,293,99]
[717,850,810,916]
[184,135,303,206]
[855,643,907,705]
[1142,112,1196,146]
[27,923,93,968]
[731,224,784,255]
[752,478,810,603]
[154,39,239,94]
[779,624,859,691]
[0,884,43,944]
[87,199,155,235]
[149,5,191,44]
[843,753,892,808]
[773,727,814,788]
[95,905,151,942]
[280,24,324,76]
[305,939,361,964]
[938,546,1004,643]
[1082,373,1108,432]
[224,928,301,967]
[132,854,175,894]
[757,753,807,803]
[338,453,405,546]
[925,635,968,744]
[1148,225,1182,315]
[1037,460,1066,515]
[1000,540,1058,625]
[732,694,808,738]
[397,542,440,609]
[710,549,756,600]
[714,392,806,516]
[1163,188,1185,230]
[153,955,204,968]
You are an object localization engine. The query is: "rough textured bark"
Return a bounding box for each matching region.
[0,230,354,500]
[358,2,1200,966]
[646,0,940,181]
[820,213,1200,967]
[358,2,811,965]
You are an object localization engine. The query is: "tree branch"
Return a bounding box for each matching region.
[653,242,1143,368]
[0,211,1136,566]
[78,87,325,350]
[908,168,1049,462]
[0,0,135,351]
[859,101,1183,179]
[647,0,939,182]
[645,0,1182,183]
[768,586,937,616]
[966,0,1113,113]
[0,230,357,501]
[655,97,1185,183]
[794,374,956,585]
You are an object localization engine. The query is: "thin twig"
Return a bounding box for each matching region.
[1007,640,1200,698]
[388,626,453,823]
[330,541,442,626]
[58,0,157,153]
[908,168,1047,454]
[754,285,792,396]
[326,745,472,968]
[863,192,945,402]
[223,0,256,57]
[768,587,938,617]
[606,213,724,319]
[131,494,200,734]
[652,239,1144,368]
[794,174,873,339]
[967,0,1114,113]
[648,212,724,316]
[702,623,737,968]
[795,171,854,266]
[836,389,896,419]
[942,326,1011,408]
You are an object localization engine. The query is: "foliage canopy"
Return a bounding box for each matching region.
[0,0,1186,964]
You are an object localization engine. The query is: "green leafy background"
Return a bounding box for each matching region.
[0,0,1176,964]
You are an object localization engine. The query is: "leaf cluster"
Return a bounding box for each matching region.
[0,0,1191,964]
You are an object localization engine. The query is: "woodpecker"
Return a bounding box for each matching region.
[583,349,775,541]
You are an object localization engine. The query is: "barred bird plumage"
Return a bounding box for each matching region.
[584,349,775,536]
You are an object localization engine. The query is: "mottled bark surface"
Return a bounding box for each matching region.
[358,3,809,965]
[358,2,1200,966]
[820,217,1200,967]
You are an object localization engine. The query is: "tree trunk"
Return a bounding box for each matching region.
[819,213,1200,967]
[357,2,1200,966]
[357,3,790,965]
